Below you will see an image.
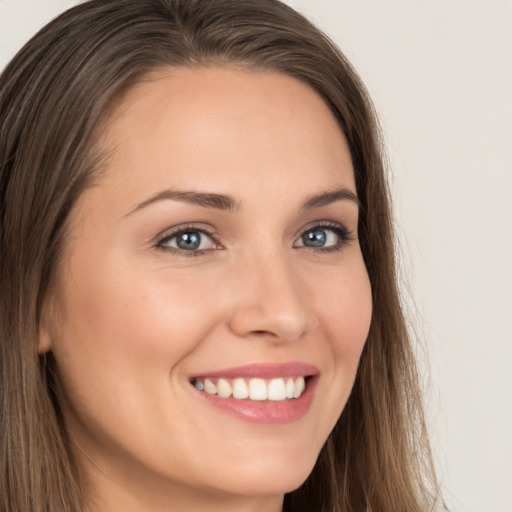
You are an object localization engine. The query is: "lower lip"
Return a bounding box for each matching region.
[193,377,318,424]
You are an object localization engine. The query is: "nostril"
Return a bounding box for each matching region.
[250,330,276,337]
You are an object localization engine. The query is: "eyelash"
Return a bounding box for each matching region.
[298,222,355,253]
[155,224,220,258]
[155,222,355,258]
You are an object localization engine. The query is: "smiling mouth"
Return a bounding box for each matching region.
[190,376,308,401]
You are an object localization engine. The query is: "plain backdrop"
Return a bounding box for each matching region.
[1,1,511,511]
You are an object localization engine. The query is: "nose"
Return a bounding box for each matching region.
[227,250,313,343]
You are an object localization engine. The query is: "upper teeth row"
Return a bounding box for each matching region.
[193,376,306,401]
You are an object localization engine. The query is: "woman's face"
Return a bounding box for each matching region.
[41,67,372,510]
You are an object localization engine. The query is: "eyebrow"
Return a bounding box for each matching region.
[300,188,360,210]
[126,186,359,217]
[126,189,240,216]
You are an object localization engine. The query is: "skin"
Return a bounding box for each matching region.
[40,67,373,512]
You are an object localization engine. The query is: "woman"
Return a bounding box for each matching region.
[0,1,440,511]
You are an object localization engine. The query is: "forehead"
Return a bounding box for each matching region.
[94,66,355,208]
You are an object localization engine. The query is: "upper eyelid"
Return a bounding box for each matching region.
[293,220,352,239]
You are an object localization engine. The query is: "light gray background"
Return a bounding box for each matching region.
[1,1,511,511]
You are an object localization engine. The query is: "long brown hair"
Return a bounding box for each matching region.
[0,1,439,510]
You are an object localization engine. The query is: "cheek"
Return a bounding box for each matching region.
[315,263,372,359]
[49,257,227,462]
[291,259,372,454]
[309,259,372,430]
[50,252,224,403]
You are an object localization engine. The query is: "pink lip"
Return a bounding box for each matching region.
[190,362,319,380]
[190,362,319,425]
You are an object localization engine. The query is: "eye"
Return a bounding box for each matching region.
[157,228,217,253]
[294,223,352,251]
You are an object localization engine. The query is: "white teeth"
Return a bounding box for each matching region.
[217,378,232,398]
[204,378,217,395]
[293,376,305,398]
[285,377,295,399]
[232,378,249,399]
[268,378,287,401]
[194,376,308,401]
[248,378,267,400]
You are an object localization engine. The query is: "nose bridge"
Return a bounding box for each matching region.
[227,243,311,342]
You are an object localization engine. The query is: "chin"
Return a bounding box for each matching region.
[200,446,319,498]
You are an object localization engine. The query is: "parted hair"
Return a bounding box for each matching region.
[0,1,439,511]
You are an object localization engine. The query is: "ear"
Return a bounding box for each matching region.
[38,297,56,354]
[38,324,52,354]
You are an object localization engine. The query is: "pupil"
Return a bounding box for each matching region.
[177,232,201,250]
[303,229,326,247]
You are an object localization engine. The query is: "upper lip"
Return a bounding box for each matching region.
[190,362,319,380]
